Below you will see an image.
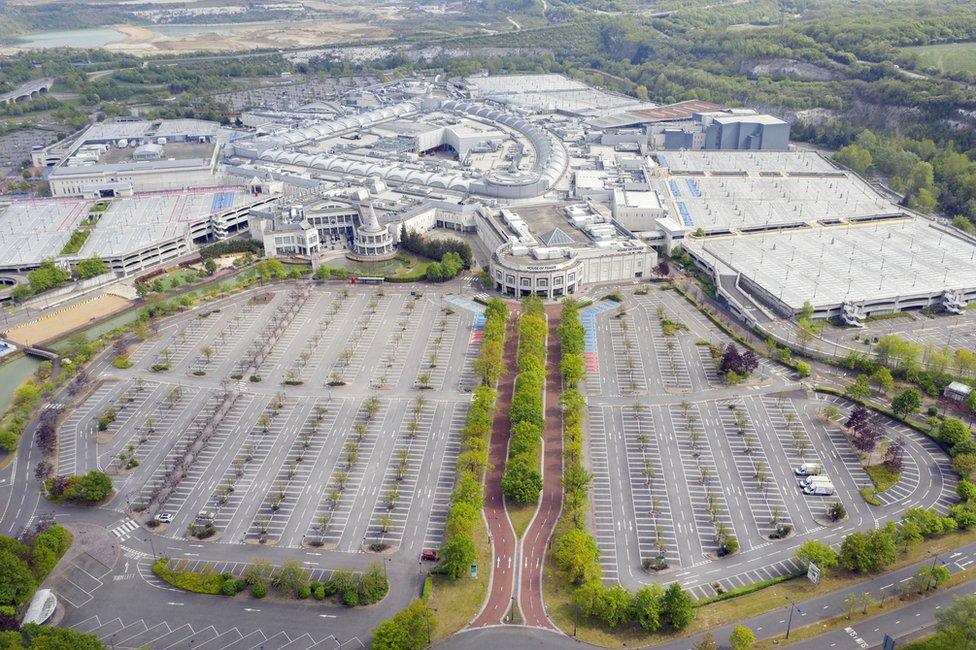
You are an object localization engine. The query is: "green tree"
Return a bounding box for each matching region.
[10,624,104,649]
[729,625,756,650]
[845,374,871,400]
[0,549,35,607]
[834,144,873,175]
[661,582,694,629]
[553,528,601,586]
[439,535,476,579]
[62,470,112,503]
[628,584,664,631]
[794,539,838,571]
[870,367,894,393]
[597,584,632,628]
[839,531,871,573]
[935,595,976,649]
[76,256,108,279]
[371,618,410,650]
[501,458,542,503]
[891,388,922,417]
[272,559,307,596]
[958,480,976,504]
[359,563,388,604]
[938,418,973,450]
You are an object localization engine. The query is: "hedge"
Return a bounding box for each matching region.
[439,299,508,578]
[152,558,223,595]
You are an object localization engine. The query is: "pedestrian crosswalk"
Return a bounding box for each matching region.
[110,518,140,541]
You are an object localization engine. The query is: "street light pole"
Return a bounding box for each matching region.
[785,597,802,639]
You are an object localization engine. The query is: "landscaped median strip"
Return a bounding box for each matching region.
[151,557,388,606]
[502,297,547,524]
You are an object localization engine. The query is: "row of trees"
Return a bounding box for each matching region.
[553,301,697,632]
[501,297,546,504]
[841,334,976,399]
[438,299,508,579]
[796,494,976,582]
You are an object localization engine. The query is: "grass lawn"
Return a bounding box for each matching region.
[429,515,491,642]
[157,268,203,291]
[901,42,976,74]
[507,502,536,539]
[865,463,900,494]
[542,522,976,648]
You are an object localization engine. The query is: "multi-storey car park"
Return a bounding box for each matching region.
[0,188,276,275]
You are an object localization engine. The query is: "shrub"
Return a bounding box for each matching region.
[49,470,112,504]
[152,559,222,595]
[359,563,388,604]
[220,579,238,596]
[297,584,311,599]
[313,584,325,600]
[251,583,267,598]
[341,588,359,607]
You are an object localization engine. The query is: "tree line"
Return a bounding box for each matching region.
[501,297,546,503]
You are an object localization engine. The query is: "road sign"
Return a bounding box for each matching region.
[807,562,821,585]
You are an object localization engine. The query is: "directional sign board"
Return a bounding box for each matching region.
[807,562,821,585]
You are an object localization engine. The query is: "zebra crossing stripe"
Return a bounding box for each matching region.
[112,519,139,538]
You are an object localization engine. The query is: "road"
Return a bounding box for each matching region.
[471,314,520,627]
[518,304,564,629]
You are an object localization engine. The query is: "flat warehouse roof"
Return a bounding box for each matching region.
[685,219,976,310]
[665,175,896,230]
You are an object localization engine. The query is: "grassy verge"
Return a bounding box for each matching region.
[542,525,976,648]
[429,515,491,643]
[860,487,882,505]
[899,631,955,649]
[865,463,900,493]
[753,566,976,649]
[507,502,536,539]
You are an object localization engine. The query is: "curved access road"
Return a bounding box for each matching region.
[518,304,563,629]
[471,315,520,627]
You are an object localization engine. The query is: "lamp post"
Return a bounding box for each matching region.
[785,596,802,640]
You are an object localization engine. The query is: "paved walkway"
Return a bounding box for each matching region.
[471,315,520,626]
[519,304,564,629]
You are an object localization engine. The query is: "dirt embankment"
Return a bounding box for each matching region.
[105,20,391,55]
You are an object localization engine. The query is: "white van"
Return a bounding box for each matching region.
[801,475,832,487]
[803,482,835,496]
[794,463,822,476]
